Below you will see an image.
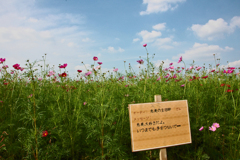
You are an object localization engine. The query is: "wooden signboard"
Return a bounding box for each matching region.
[128,95,191,154]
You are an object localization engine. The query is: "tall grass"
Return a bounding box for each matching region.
[0,46,239,160]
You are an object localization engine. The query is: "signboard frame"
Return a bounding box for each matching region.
[128,95,192,155]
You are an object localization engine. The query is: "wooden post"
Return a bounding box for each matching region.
[154,95,167,160]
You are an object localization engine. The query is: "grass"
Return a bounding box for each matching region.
[0,47,240,160]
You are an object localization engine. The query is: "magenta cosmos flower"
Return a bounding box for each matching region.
[59,63,67,68]
[0,58,6,63]
[2,65,8,69]
[98,62,102,65]
[137,59,144,64]
[178,56,182,63]
[113,68,118,72]
[93,56,98,61]
[13,64,21,70]
[143,44,147,47]
[169,63,173,66]
[199,126,204,131]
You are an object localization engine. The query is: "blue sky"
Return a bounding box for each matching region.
[1,0,240,80]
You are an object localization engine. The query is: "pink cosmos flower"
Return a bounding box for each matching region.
[169,63,173,66]
[178,56,182,63]
[199,126,204,131]
[189,66,194,70]
[137,59,144,64]
[98,62,102,65]
[157,77,161,81]
[212,123,220,128]
[38,78,42,81]
[113,68,118,72]
[181,84,185,87]
[93,56,98,61]
[83,102,87,105]
[118,76,124,80]
[164,74,169,78]
[85,71,92,76]
[182,67,185,69]
[143,44,147,47]
[211,69,215,72]
[49,71,55,76]
[169,66,174,69]
[2,65,8,69]
[164,68,168,71]
[173,74,177,79]
[196,67,202,71]
[95,65,101,69]
[216,64,220,66]
[209,126,216,131]
[169,69,174,72]
[177,70,181,73]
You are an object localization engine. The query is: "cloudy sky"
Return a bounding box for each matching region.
[1,0,240,79]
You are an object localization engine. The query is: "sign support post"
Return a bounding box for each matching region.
[154,95,167,160]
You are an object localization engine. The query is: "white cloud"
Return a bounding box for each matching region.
[67,42,78,47]
[153,23,166,30]
[230,16,240,28]
[115,38,120,41]
[191,16,240,40]
[74,64,91,71]
[101,46,125,53]
[0,1,90,54]
[82,37,94,42]
[138,30,162,43]
[77,53,91,58]
[140,0,186,15]
[172,43,234,61]
[152,37,178,49]
[133,38,140,42]
[228,60,240,68]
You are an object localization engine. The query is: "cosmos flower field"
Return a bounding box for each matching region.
[0,44,240,160]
